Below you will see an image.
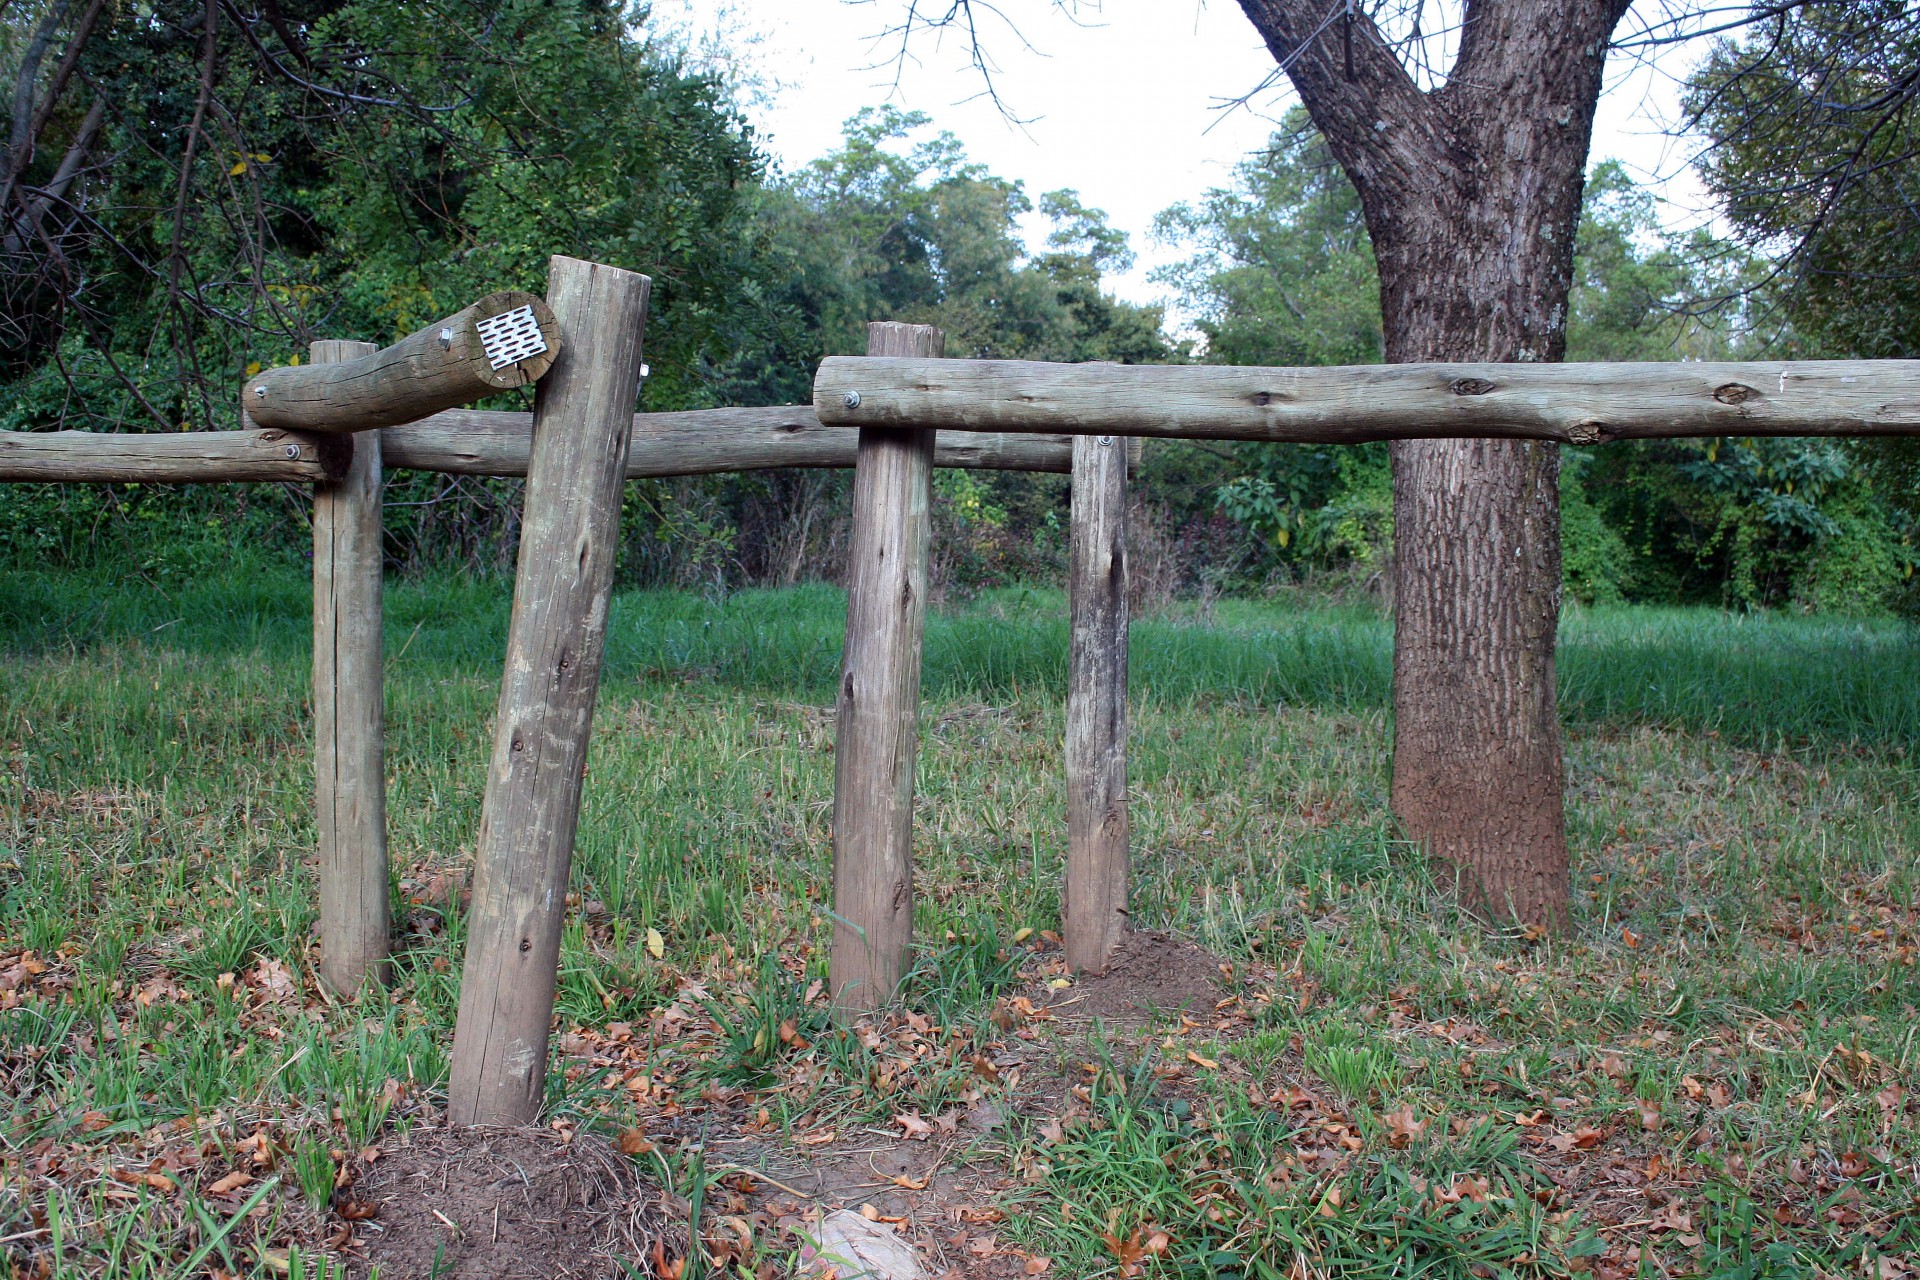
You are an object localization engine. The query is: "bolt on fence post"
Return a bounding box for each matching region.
[829,321,943,1018]
[447,256,650,1126]
[311,339,390,995]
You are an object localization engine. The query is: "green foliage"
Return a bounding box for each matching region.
[1688,0,1920,611]
[1566,162,1763,364]
[2,0,783,572]
[1148,112,1388,590]
[723,105,1167,397]
[663,107,1166,590]
[1153,113,1382,369]
[1152,121,1917,613]
[1689,1,1920,362]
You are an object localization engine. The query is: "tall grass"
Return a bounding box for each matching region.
[3,564,1915,1276]
[4,569,1912,747]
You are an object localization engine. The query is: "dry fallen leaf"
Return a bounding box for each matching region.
[1649,1204,1693,1234]
[894,1111,933,1141]
[111,1169,175,1194]
[208,1170,253,1196]
[1545,1122,1604,1155]
[617,1129,654,1155]
[1382,1105,1426,1149]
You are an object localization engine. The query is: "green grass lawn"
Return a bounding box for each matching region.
[1,565,1915,1278]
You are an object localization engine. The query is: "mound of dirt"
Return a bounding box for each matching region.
[1047,929,1229,1024]
[339,1127,677,1280]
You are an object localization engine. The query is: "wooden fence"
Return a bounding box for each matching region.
[5,254,1913,1128]
[0,274,1101,1125]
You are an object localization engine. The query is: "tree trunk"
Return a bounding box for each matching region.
[1236,0,1635,929]
[1374,193,1586,929]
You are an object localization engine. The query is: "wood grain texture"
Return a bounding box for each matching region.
[380,407,1072,476]
[245,291,559,434]
[1065,434,1130,975]
[0,428,347,482]
[447,259,649,1126]
[311,340,390,996]
[829,323,942,1018]
[813,358,1920,443]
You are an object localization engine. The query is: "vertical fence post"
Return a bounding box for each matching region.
[1065,433,1130,974]
[312,338,390,995]
[829,321,943,1017]
[447,257,650,1126]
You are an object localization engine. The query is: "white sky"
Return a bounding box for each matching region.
[653,1,1718,310]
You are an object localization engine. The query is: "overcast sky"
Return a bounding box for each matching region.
[655,1,1716,309]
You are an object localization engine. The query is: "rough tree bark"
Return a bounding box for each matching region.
[1236,0,1636,929]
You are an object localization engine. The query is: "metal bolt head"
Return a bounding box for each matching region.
[284,444,300,459]
[843,391,862,409]
[253,385,266,397]
[438,327,454,350]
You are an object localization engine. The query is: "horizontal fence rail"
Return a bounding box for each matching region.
[243,291,561,434]
[813,357,1920,444]
[0,428,347,482]
[0,410,1074,484]
[383,407,1075,476]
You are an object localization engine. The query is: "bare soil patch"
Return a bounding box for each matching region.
[339,1126,679,1280]
[1041,929,1231,1026]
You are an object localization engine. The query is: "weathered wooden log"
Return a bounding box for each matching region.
[829,322,942,1018]
[311,340,390,996]
[0,428,347,482]
[379,406,1074,476]
[1065,433,1130,975]
[245,291,560,434]
[448,257,649,1127]
[813,357,1920,443]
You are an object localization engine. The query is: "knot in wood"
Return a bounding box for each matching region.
[1566,421,1609,445]
[1249,391,1274,408]
[1449,377,1498,397]
[1713,382,1759,406]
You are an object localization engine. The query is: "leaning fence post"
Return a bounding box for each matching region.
[312,338,390,995]
[829,321,943,1017]
[447,256,650,1126]
[1065,433,1130,974]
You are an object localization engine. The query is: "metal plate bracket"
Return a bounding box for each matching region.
[475,304,549,371]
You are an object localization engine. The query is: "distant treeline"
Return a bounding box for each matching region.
[2,0,1914,613]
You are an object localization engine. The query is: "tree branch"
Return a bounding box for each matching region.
[6,0,73,179]
[1235,0,1448,210]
